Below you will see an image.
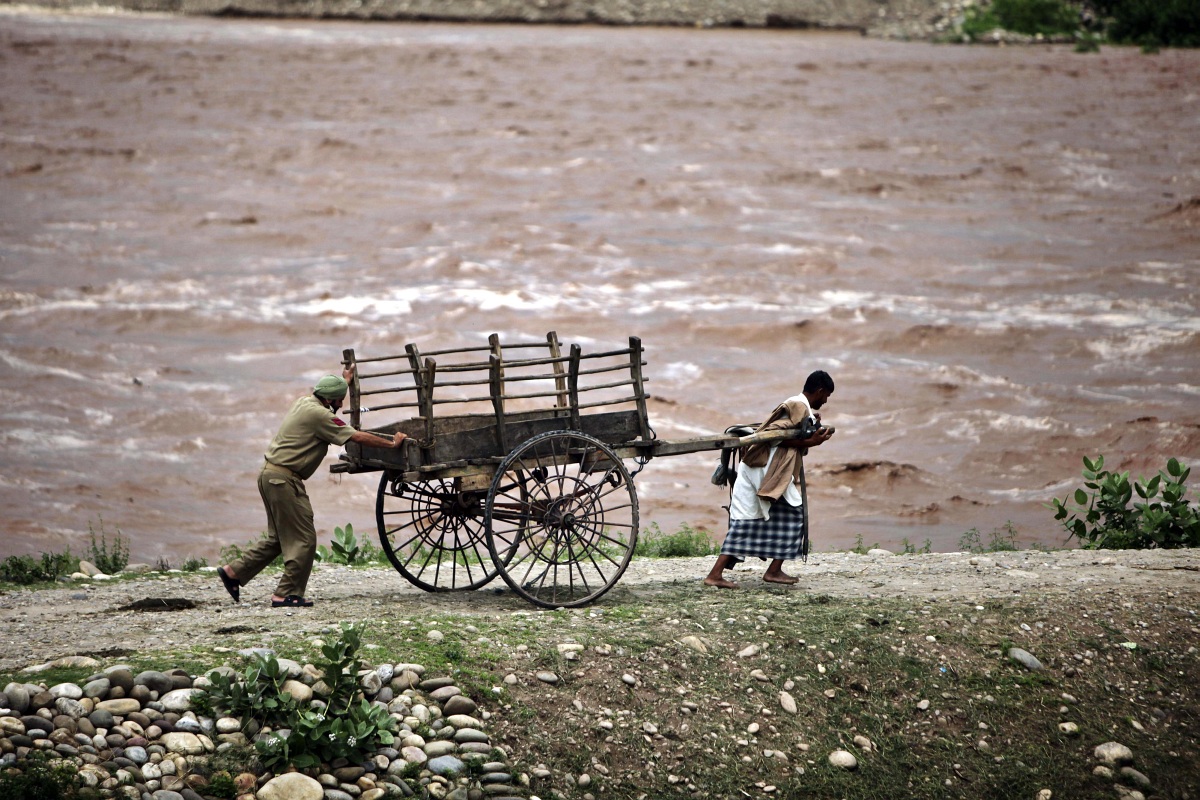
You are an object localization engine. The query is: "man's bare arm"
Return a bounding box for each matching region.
[349,429,406,449]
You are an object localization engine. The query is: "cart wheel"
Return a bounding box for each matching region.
[485,430,639,608]
[376,475,501,592]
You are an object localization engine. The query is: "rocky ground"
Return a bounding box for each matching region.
[3,548,1199,674]
[3,549,1199,799]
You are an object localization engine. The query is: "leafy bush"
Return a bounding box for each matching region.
[87,517,129,574]
[182,555,209,572]
[207,623,396,771]
[900,537,933,555]
[256,623,395,770]
[635,522,719,558]
[316,523,382,565]
[0,751,78,800]
[0,549,76,585]
[1090,0,1200,47]
[963,0,1081,38]
[1050,455,1199,549]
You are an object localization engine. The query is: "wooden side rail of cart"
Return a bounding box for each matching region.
[334,331,653,481]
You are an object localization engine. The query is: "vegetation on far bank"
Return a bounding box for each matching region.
[951,0,1200,49]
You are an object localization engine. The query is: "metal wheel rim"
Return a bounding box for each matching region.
[376,475,498,592]
[485,430,639,608]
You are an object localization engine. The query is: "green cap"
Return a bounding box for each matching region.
[313,374,348,399]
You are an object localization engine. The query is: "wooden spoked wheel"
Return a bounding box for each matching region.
[376,475,501,592]
[485,431,639,608]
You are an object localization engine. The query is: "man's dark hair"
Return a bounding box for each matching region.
[804,370,834,394]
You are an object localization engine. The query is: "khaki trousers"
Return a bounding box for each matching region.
[230,467,317,598]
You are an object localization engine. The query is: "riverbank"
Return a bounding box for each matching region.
[0,0,963,38]
[2,549,1199,798]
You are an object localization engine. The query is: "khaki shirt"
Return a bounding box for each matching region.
[263,395,356,480]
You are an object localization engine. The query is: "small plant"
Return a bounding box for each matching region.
[899,537,933,555]
[849,532,879,555]
[316,523,382,565]
[205,653,297,729]
[1050,456,1199,549]
[987,521,1021,552]
[0,548,77,585]
[87,517,129,574]
[204,771,238,800]
[255,622,396,770]
[181,555,209,572]
[0,750,78,799]
[635,522,719,558]
[156,555,172,572]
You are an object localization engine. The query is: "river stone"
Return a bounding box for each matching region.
[83,678,111,699]
[828,749,858,770]
[419,676,455,692]
[867,548,894,556]
[441,696,477,717]
[535,671,559,685]
[780,691,798,714]
[215,717,241,734]
[160,732,204,755]
[361,671,383,695]
[151,791,184,800]
[429,686,461,702]
[391,670,421,690]
[1120,766,1152,789]
[359,790,386,800]
[159,689,202,713]
[55,697,87,719]
[0,717,24,736]
[332,766,364,783]
[3,683,30,713]
[427,755,466,776]
[135,671,174,696]
[275,658,303,679]
[1094,741,1134,766]
[77,559,101,576]
[130,684,153,704]
[281,680,313,704]
[1007,648,1044,671]
[125,745,148,764]
[324,790,355,800]
[96,698,142,715]
[453,729,489,744]
[49,683,84,701]
[105,667,135,693]
[398,746,426,765]
[258,772,323,800]
[445,714,482,729]
[424,740,457,758]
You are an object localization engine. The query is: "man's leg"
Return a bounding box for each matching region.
[703,554,741,589]
[271,483,317,601]
[225,472,285,588]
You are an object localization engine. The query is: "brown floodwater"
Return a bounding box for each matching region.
[1,8,1198,564]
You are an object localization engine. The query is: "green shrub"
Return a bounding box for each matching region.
[0,548,76,585]
[316,523,383,566]
[1050,455,1199,549]
[963,0,1081,38]
[635,522,719,558]
[1091,0,1200,47]
[87,517,129,574]
[959,522,1023,553]
[0,751,77,799]
[208,623,395,771]
[255,623,396,770]
[181,555,209,572]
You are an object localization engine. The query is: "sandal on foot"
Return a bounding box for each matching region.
[217,567,240,603]
[271,595,313,608]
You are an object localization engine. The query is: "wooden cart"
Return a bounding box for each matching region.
[333,332,800,608]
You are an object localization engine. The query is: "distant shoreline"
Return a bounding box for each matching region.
[0,0,954,39]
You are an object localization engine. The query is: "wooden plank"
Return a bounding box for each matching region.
[547,331,567,409]
[343,348,360,430]
[568,344,582,430]
[628,336,652,441]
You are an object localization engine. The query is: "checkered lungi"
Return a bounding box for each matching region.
[720,501,808,563]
